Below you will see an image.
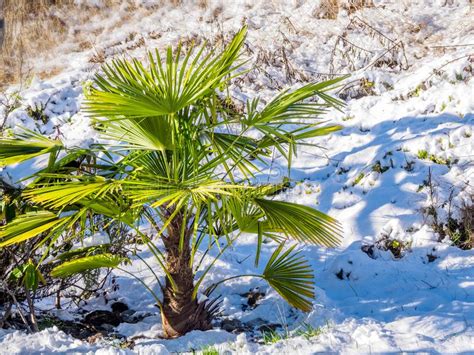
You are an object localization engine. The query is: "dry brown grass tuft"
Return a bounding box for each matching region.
[457,198,474,249]
[0,0,173,90]
[314,0,374,20]
[314,0,339,19]
[1,0,73,89]
[0,0,137,89]
[344,0,374,13]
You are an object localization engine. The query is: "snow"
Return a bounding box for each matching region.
[1,0,474,353]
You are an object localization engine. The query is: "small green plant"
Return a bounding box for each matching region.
[352,172,365,186]
[8,260,46,332]
[385,238,411,258]
[26,103,49,124]
[417,150,428,159]
[429,154,455,166]
[446,207,474,250]
[361,78,375,95]
[200,345,220,355]
[420,169,473,249]
[439,102,447,112]
[418,149,456,166]
[294,322,323,340]
[261,328,286,344]
[342,115,354,121]
[371,161,389,174]
[409,84,424,97]
[364,235,411,259]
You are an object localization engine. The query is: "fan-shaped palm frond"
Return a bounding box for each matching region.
[23,175,121,210]
[123,177,247,209]
[246,77,347,127]
[0,129,63,166]
[101,116,175,151]
[211,191,341,247]
[83,26,247,121]
[203,242,315,312]
[0,211,69,247]
[254,198,341,247]
[262,243,315,312]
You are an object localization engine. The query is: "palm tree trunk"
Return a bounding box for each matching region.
[160,212,212,338]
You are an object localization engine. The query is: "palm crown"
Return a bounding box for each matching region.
[0,26,344,337]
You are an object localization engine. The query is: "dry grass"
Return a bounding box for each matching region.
[314,0,340,20]
[314,0,374,19]
[457,198,474,249]
[0,0,376,89]
[0,0,139,90]
[1,0,73,89]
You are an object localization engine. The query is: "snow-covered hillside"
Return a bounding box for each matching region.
[0,0,473,353]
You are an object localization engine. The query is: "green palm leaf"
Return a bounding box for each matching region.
[263,243,315,312]
[100,116,174,151]
[123,178,246,208]
[51,253,125,278]
[0,211,68,247]
[254,198,342,247]
[0,130,63,166]
[84,27,247,120]
[23,176,121,210]
[248,76,347,126]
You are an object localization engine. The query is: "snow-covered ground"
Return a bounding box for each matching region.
[1,0,473,353]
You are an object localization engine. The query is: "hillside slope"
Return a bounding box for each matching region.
[0,1,473,353]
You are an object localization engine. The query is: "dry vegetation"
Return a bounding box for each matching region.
[0,0,381,90]
[1,0,72,89]
[0,0,139,89]
[314,0,374,20]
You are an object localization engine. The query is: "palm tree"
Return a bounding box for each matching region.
[0,27,345,337]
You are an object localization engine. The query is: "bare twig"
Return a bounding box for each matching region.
[1,281,32,332]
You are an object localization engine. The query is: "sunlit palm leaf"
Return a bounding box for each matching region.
[101,116,174,151]
[123,178,246,208]
[51,253,125,278]
[245,76,346,127]
[207,132,267,179]
[84,27,247,120]
[23,176,121,210]
[83,200,135,225]
[258,124,343,149]
[0,130,63,166]
[0,211,68,247]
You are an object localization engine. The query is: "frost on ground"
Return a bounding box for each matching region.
[0,0,473,354]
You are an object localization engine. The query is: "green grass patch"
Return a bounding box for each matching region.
[352,172,365,186]
[294,322,323,340]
